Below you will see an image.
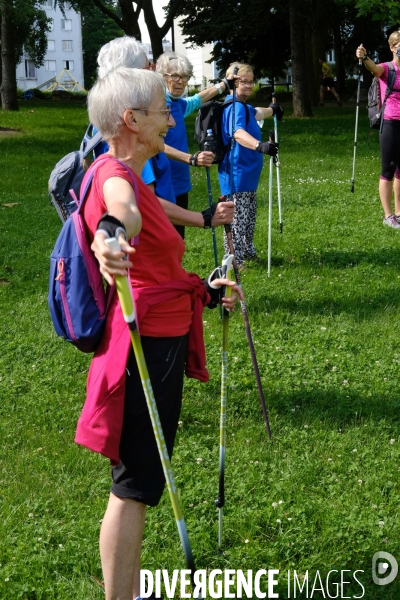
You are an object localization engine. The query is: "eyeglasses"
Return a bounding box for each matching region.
[238,79,255,87]
[131,107,171,118]
[164,73,189,82]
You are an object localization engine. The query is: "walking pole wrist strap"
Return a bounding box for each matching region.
[201,203,217,229]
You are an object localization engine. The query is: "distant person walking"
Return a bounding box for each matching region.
[356,33,400,229]
[319,58,342,106]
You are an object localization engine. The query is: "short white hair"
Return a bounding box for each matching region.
[88,67,165,141]
[97,36,148,79]
[156,51,193,79]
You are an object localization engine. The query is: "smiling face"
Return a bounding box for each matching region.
[132,90,175,158]
[235,69,255,102]
[390,41,400,62]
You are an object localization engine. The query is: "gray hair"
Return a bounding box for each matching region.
[156,51,193,79]
[88,67,165,141]
[97,36,148,78]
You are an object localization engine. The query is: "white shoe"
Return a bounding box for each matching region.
[383,215,400,229]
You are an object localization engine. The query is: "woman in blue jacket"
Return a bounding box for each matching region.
[219,62,283,267]
[156,52,233,238]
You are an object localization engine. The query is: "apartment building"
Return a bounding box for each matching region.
[16,0,84,91]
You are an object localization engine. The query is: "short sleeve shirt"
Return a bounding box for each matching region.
[218,98,263,195]
[378,62,400,121]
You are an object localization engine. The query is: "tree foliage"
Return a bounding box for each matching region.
[174,0,290,79]
[81,0,123,89]
[1,0,51,110]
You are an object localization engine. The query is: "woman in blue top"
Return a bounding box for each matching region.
[218,62,283,267]
[156,52,233,238]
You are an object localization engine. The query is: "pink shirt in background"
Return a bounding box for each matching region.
[378,62,400,120]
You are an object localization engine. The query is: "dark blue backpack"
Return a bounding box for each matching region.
[48,157,138,353]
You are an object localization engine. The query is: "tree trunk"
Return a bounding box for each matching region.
[0,2,19,111]
[305,24,318,106]
[118,0,142,38]
[289,0,313,117]
[143,3,164,61]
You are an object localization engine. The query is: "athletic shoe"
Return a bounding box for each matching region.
[337,101,343,107]
[383,215,400,229]
[395,215,400,223]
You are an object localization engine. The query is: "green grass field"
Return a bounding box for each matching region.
[1,99,400,599]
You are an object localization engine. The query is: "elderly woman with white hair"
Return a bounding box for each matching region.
[74,66,241,600]
[89,36,234,232]
[156,51,234,238]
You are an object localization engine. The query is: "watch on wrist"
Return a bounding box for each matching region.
[255,141,260,151]
[189,152,200,166]
[215,82,223,95]
[201,203,217,229]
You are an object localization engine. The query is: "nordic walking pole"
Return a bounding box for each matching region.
[215,252,234,551]
[218,198,272,439]
[206,167,219,269]
[351,53,363,193]
[229,66,240,203]
[271,93,283,233]
[218,198,272,436]
[205,165,222,319]
[105,238,202,599]
[267,129,274,278]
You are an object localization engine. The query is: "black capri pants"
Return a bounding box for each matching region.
[111,334,188,507]
[380,119,400,181]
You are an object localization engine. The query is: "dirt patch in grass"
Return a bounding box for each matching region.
[0,127,21,137]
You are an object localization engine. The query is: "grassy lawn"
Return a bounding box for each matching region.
[1,98,400,599]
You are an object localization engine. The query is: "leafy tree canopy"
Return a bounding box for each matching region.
[174,0,290,79]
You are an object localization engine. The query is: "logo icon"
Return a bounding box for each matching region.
[372,552,398,585]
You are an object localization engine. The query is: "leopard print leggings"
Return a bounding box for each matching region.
[223,190,257,264]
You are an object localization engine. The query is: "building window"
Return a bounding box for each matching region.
[45,60,57,71]
[61,19,72,30]
[42,0,53,7]
[48,39,55,51]
[25,60,36,78]
[48,18,54,31]
[62,40,73,51]
[63,60,74,71]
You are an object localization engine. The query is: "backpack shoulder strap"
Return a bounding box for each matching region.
[80,123,104,158]
[77,157,140,214]
[222,98,250,128]
[384,62,396,99]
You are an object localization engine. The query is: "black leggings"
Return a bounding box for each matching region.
[380,119,400,181]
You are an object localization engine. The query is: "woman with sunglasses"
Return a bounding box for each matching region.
[356,32,400,229]
[156,52,234,238]
[218,62,283,268]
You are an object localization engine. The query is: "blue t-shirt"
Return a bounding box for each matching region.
[164,92,202,197]
[92,132,155,185]
[218,99,263,195]
[151,153,176,204]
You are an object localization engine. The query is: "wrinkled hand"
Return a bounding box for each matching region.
[269,103,284,121]
[256,141,279,157]
[212,277,244,312]
[91,233,135,285]
[196,151,215,167]
[211,201,234,226]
